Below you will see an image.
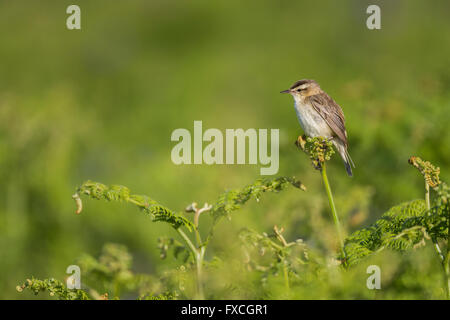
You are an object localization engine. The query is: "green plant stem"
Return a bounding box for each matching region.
[132,195,207,299]
[445,252,450,300]
[273,226,290,290]
[196,247,206,299]
[176,228,197,254]
[425,183,449,299]
[194,210,202,247]
[282,261,290,290]
[176,228,205,299]
[425,183,445,261]
[445,212,450,299]
[193,209,206,299]
[321,163,345,261]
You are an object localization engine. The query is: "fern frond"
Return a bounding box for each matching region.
[73,180,194,231]
[204,176,305,245]
[343,200,427,266]
[16,278,90,300]
[408,156,441,188]
[343,195,449,267]
[210,176,305,221]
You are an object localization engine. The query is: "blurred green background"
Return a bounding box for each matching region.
[1,0,449,299]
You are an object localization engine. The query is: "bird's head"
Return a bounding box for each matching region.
[280,79,321,98]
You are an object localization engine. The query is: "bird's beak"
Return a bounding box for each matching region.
[280,89,291,94]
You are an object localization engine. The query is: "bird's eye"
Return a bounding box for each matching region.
[297,88,304,92]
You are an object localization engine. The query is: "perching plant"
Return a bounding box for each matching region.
[296,137,449,298]
[296,135,346,262]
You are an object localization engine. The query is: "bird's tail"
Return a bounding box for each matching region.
[332,140,355,177]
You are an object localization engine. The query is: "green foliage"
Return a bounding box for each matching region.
[157,237,190,262]
[16,278,90,300]
[76,243,135,298]
[343,185,448,267]
[73,177,305,236]
[53,177,303,299]
[204,176,305,246]
[210,176,305,223]
[73,181,195,231]
[343,200,428,266]
[17,243,179,300]
[423,184,450,243]
[342,156,449,296]
[409,156,441,188]
[19,157,450,299]
[139,292,178,300]
[18,176,304,300]
[239,226,310,283]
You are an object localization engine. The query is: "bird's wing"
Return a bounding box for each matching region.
[307,92,348,146]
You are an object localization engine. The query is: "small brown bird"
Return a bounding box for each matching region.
[281,79,355,176]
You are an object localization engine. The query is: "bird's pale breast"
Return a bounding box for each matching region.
[294,100,333,138]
